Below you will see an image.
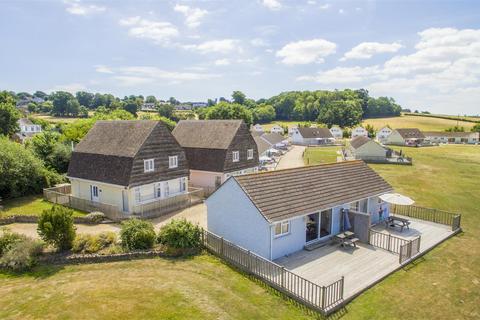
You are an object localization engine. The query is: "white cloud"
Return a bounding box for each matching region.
[338,9,345,14]
[99,66,220,86]
[174,4,208,28]
[94,65,114,74]
[251,38,268,47]
[64,0,105,15]
[48,83,87,93]
[214,59,231,66]
[276,38,336,65]
[119,16,178,45]
[297,66,382,83]
[307,0,316,5]
[341,42,403,60]
[319,4,330,9]
[262,0,282,11]
[183,39,240,54]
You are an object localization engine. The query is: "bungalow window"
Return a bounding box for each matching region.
[247,149,254,160]
[232,151,240,162]
[144,159,154,172]
[350,201,359,211]
[274,221,290,237]
[169,156,178,169]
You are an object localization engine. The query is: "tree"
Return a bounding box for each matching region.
[66,99,80,116]
[252,104,276,123]
[145,95,157,103]
[207,99,216,106]
[138,113,176,131]
[168,97,179,105]
[355,89,369,115]
[51,91,75,116]
[76,91,94,108]
[0,91,20,136]
[33,91,48,100]
[78,106,89,118]
[205,102,253,126]
[39,101,53,113]
[46,143,72,173]
[317,100,363,128]
[123,99,140,116]
[27,131,59,162]
[27,102,38,113]
[232,91,246,105]
[472,124,480,132]
[157,104,174,119]
[37,205,76,251]
[120,218,156,250]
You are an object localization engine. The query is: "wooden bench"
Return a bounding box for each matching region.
[386,216,411,232]
[343,237,359,248]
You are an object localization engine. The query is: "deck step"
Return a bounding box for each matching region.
[304,240,331,251]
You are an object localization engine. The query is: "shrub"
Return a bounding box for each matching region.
[85,211,105,223]
[120,219,156,250]
[157,219,202,249]
[72,232,117,254]
[0,238,43,272]
[0,229,26,256]
[37,205,76,251]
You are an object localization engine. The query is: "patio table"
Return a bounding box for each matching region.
[385,216,411,232]
[335,231,358,248]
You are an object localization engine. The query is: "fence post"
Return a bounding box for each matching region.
[201,229,205,247]
[387,233,392,252]
[340,276,345,299]
[281,267,285,287]
[220,237,224,256]
[321,286,326,310]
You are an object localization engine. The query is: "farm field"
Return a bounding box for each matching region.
[305,144,480,319]
[0,255,314,320]
[34,114,84,124]
[362,114,476,131]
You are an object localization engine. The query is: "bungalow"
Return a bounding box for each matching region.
[386,128,425,146]
[67,120,189,214]
[376,126,393,143]
[141,103,156,111]
[172,120,259,190]
[252,124,264,133]
[254,136,270,158]
[291,127,335,145]
[329,126,343,139]
[351,126,368,138]
[270,124,284,134]
[14,118,42,143]
[260,132,289,149]
[348,136,388,161]
[206,161,393,260]
[423,131,479,144]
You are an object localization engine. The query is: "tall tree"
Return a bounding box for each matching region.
[0,91,20,136]
[205,102,253,126]
[51,91,75,116]
[232,91,246,105]
[145,95,157,103]
[76,91,94,108]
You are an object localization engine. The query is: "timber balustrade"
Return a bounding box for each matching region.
[391,204,461,231]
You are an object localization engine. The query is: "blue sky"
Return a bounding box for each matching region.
[1,0,479,114]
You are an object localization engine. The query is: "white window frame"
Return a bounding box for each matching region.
[232,151,239,162]
[169,156,178,169]
[247,149,253,160]
[144,159,154,173]
[274,221,290,237]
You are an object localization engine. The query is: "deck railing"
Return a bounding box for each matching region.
[391,204,461,231]
[399,236,421,264]
[201,230,344,315]
[369,229,410,254]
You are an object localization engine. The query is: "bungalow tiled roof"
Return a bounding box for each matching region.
[173,120,243,150]
[349,136,371,149]
[234,161,393,222]
[396,128,425,139]
[297,127,333,139]
[261,132,286,145]
[422,131,479,138]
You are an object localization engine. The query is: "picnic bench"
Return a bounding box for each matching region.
[385,216,411,232]
[335,231,359,248]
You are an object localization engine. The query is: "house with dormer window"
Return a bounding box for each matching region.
[67,120,189,214]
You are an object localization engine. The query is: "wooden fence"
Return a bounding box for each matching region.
[369,229,410,254]
[399,237,421,264]
[391,204,461,231]
[201,230,344,315]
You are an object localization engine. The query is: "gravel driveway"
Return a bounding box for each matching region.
[1,203,207,238]
[276,146,306,170]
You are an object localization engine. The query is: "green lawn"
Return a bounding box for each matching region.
[0,195,86,217]
[305,145,480,319]
[0,255,315,320]
[303,146,340,165]
[362,114,476,131]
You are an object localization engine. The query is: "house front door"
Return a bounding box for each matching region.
[90,185,99,202]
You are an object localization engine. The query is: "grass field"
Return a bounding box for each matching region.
[0,195,86,217]
[303,146,340,165]
[362,115,476,131]
[0,255,314,320]
[304,145,480,319]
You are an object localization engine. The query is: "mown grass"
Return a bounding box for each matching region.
[0,195,86,217]
[305,145,480,319]
[0,255,316,320]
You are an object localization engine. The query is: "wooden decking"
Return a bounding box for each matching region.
[275,217,454,299]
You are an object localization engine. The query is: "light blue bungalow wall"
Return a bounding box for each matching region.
[271,216,305,260]
[206,178,271,259]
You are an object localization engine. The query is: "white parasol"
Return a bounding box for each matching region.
[379,193,414,205]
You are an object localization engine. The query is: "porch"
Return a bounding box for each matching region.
[275,215,456,300]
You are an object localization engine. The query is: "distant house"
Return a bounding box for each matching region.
[67,121,189,214]
[175,104,193,110]
[270,124,284,134]
[291,127,335,145]
[348,136,388,161]
[386,128,425,146]
[141,103,156,111]
[329,126,343,139]
[206,161,393,260]
[260,132,289,149]
[254,136,271,158]
[14,118,42,143]
[376,127,393,143]
[351,126,368,138]
[252,124,264,132]
[423,131,479,144]
[288,126,297,136]
[192,102,208,108]
[172,120,259,190]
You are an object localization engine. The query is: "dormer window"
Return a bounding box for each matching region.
[232,151,239,162]
[169,156,178,168]
[247,149,253,160]
[144,159,154,172]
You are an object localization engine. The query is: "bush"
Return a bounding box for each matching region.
[85,211,105,223]
[37,205,76,251]
[72,232,117,254]
[0,229,26,256]
[157,219,202,249]
[0,238,43,272]
[120,219,156,250]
